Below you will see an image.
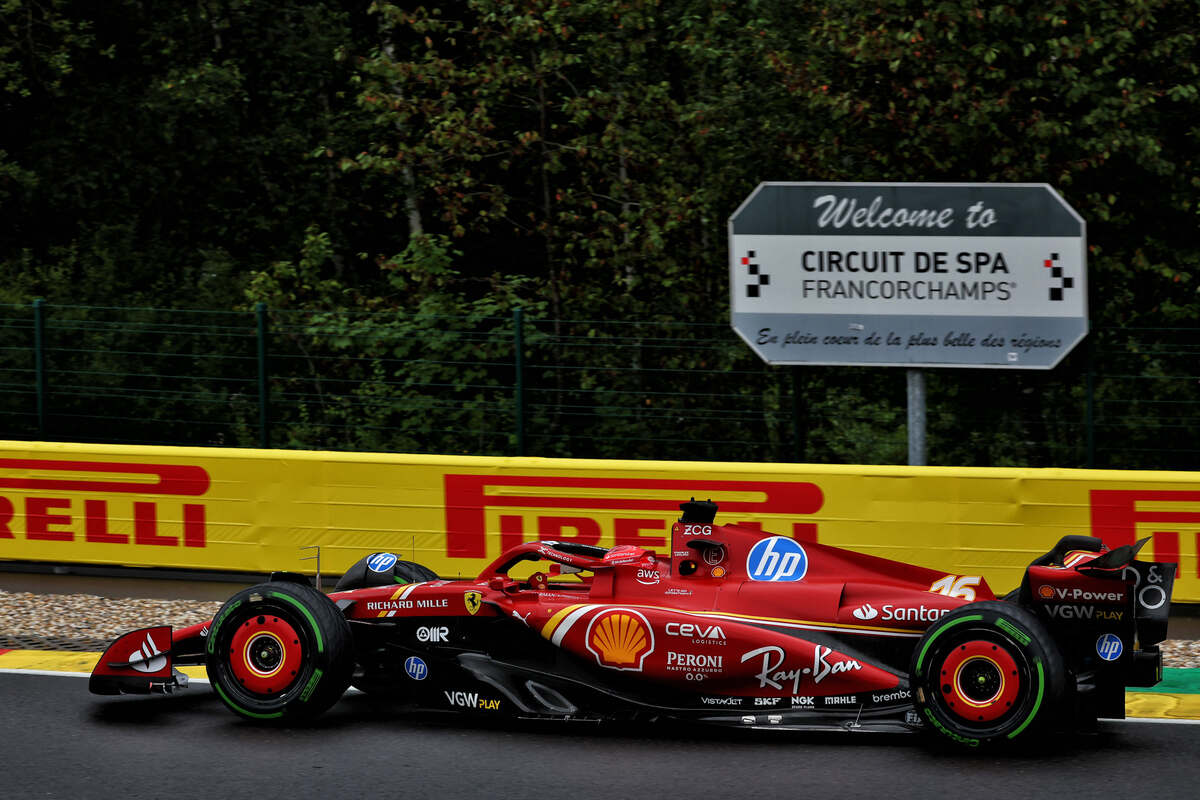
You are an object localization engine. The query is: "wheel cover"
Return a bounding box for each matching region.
[228,614,304,695]
[939,640,1020,723]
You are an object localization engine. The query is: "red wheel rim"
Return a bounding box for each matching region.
[939,640,1020,723]
[228,614,304,695]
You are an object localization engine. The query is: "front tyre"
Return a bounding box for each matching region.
[206,581,354,723]
[910,601,1064,747]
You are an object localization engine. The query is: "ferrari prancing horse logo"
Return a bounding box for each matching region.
[464,591,483,615]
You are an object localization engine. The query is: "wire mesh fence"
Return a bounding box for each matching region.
[0,302,1195,470]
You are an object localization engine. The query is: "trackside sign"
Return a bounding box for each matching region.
[729,182,1088,368]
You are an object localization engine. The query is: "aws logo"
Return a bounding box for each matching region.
[586,608,654,672]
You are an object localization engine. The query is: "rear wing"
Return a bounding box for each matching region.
[1019,535,1175,702]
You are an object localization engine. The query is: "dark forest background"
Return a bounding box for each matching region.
[2,1,1197,467]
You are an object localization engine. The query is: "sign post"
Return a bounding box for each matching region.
[729,183,1087,369]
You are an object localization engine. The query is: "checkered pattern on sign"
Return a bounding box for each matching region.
[742,250,769,297]
[1044,252,1074,301]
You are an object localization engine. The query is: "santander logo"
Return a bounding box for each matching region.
[851,602,949,623]
[128,632,167,673]
[852,603,879,621]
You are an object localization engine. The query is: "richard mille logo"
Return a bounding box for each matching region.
[742,250,770,298]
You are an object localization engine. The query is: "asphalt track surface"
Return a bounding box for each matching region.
[5,672,1200,800]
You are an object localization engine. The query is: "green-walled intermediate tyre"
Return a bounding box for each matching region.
[206,580,354,723]
[909,601,1065,747]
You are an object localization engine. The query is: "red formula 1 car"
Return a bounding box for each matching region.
[91,500,1175,746]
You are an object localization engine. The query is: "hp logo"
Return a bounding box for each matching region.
[404,656,429,680]
[1096,633,1123,662]
[367,553,399,573]
[746,537,808,582]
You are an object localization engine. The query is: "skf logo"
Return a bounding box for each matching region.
[463,591,483,615]
[0,459,209,547]
[586,608,654,671]
[443,475,824,559]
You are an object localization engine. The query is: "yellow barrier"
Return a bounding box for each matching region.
[0,441,1197,599]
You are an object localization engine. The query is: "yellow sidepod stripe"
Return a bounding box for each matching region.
[378,583,421,618]
[539,604,589,642]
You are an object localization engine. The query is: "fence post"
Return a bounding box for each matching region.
[791,367,806,462]
[1086,331,1096,468]
[33,298,47,439]
[256,302,270,449]
[513,307,525,456]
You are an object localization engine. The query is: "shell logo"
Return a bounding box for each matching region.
[585,608,654,671]
[1038,585,1056,600]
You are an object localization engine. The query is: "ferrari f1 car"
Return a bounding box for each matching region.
[91,500,1175,746]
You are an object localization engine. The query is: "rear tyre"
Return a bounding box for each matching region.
[206,580,354,722]
[909,601,1064,747]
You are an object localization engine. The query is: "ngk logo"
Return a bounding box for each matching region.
[0,459,210,547]
[443,475,824,558]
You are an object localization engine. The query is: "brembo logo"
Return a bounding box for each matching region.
[0,459,210,547]
[443,475,824,558]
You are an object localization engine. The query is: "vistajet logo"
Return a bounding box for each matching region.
[0,458,210,547]
[443,475,824,558]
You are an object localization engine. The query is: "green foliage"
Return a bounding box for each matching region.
[1,1,372,308]
[793,0,1199,326]
[1,1,1197,466]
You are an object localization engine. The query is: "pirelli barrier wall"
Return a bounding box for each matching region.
[0,440,1197,601]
